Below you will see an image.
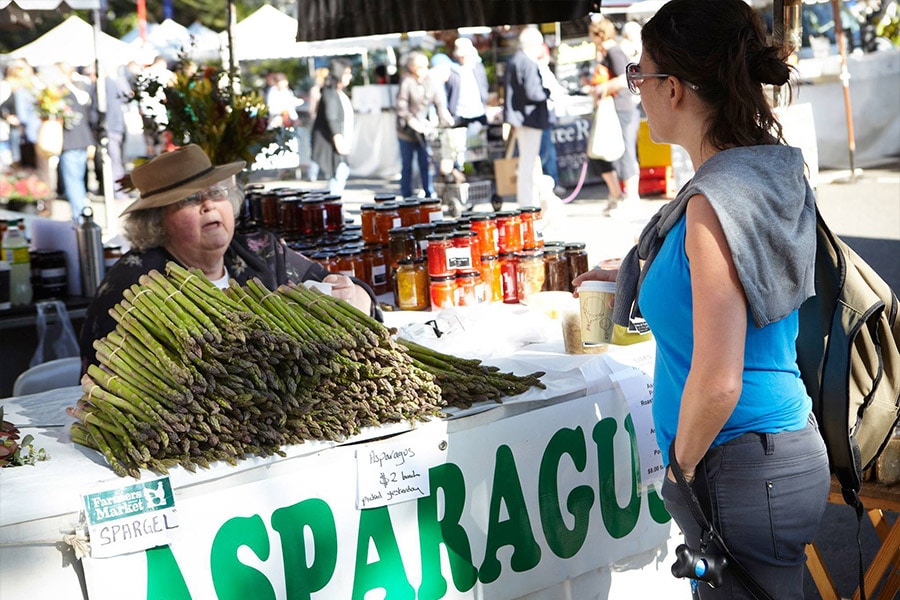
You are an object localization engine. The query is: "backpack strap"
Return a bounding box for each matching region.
[668,444,775,600]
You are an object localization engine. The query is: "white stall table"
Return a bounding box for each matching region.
[0,304,689,600]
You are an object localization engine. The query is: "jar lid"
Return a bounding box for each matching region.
[425,233,450,241]
[430,275,455,282]
[336,247,361,256]
[322,194,342,201]
[412,223,435,232]
[398,256,426,265]
[480,254,498,261]
[456,270,480,279]
[565,242,587,250]
[543,245,566,255]
[374,202,400,210]
[468,213,494,222]
[374,192,397,202]
[360,203,377,210]
[520,206,542,214]
[515,249,544,258]
[388,226,414,235]
[419,197,441,205]
[302,197,324,204]
[495,210,522,218]
[452,230,477,238]
[400,198,421,206]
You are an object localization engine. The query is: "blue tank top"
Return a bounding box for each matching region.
[638,215,812,464]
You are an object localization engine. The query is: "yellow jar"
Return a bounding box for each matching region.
[396,257,429,310]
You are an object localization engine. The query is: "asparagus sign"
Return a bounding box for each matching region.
[68,263,544,478]
[82,389,672,600]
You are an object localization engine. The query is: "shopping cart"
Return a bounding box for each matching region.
[429,125,503,217]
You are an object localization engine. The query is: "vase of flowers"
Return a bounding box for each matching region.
[135,62,290,168]
[34,84,73,157]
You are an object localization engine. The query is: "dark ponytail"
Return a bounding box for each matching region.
[641,0,795,151]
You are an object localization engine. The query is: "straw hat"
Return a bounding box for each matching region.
[122,144,245,215]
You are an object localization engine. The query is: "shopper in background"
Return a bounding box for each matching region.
[588,16,641,214]
[305,66,329,182]
[79,144,379,372]
[4,59,42,171]
[575,0,828,596]
[265,72,302,129]
[447,37,489,130]
[395,51,452,198]
[537,42,567,194]
[53,62,98,221]
[503,27,551,209]
[311,60,354,196]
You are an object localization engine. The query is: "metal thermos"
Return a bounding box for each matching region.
[76,207,105,297]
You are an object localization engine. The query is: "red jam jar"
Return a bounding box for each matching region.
[495,210,523,254]
[302,196,327,236]
[360,204,378,244]
[418,197,444,224]
[498,252,519,304]
[374,202,402,245]
[323,194,344,232]
[398,198,421,227]
[450,230,479,273]
[430,275,456,310]
[468,213,500,258]
[426,233,453,277]
[519,206,544,250]
[455,270,481,306]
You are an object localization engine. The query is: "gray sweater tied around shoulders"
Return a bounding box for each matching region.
[612,145,817,329]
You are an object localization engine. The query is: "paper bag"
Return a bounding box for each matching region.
[587,96,624,162]
[493,136,518,197]
[36,119,64,157]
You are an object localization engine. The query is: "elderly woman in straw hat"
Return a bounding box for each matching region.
[79,144,377,370]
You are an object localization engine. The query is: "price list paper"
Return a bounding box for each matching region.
[355,425,448,510]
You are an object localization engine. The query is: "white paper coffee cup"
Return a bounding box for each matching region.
[577,280,616,345]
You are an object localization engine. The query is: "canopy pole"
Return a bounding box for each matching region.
[91,7,116,234]
[831,0,857,180]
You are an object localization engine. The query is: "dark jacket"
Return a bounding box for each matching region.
[79,231,381,371]
[503,50,550,129]
[310,85,348,178]
[444,62,489,119]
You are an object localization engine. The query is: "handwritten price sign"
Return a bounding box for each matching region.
[355,426,448,510]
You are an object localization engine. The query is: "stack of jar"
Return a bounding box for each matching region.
[241,187,346,241]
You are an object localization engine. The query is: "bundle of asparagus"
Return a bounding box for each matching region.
[69,262,544,477]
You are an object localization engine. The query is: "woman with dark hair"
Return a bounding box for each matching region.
[575,0,829,596]
[311,59,354,195]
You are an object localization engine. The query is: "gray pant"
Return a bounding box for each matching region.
[662,415,830,599]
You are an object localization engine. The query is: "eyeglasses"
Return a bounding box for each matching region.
[177,182,234,208]
[625,62,700,95]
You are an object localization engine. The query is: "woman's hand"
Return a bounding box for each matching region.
[323,274,373,315]
[571,267,618,297]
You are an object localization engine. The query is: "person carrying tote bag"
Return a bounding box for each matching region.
[587,94,624,162]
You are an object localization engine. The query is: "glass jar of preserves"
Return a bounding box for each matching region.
[450,230,479,272]
[418,197,443,224]
[515,250,546,303]
[495,210,523,254]
[374,202,401,244]
[412,223,435,258]
[323,195,344,232]
[430,275,456,310]
[426,233,453,277]
[260,190,281,229]
[565,242,590,291]
[469,214,499,258]
[479,255,502,303]
[543,245,570,292]
[398,198,421,227]
[30,249,68,300]
[396,257,429,310]
[365,244,389,295]
[455,270,481,306]
[280,196,304,238]
[360,204,378,244]
[335,247,362,278]
[498,252,519,304]
[519,206,544,250]
[302,196,327,236]
[388,226,417,270]
[310,251,336,271]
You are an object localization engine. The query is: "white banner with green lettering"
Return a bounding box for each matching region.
[82,386,672,599]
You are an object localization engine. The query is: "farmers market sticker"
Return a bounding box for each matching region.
[82,476,179,558]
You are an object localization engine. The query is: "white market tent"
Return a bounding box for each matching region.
[2,14,136,67]
[222,4,432,62]
[121,18,221,65]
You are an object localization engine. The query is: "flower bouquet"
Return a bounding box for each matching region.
[33,84,74,157]
[136,63,290,167]
[1,169,53,213]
